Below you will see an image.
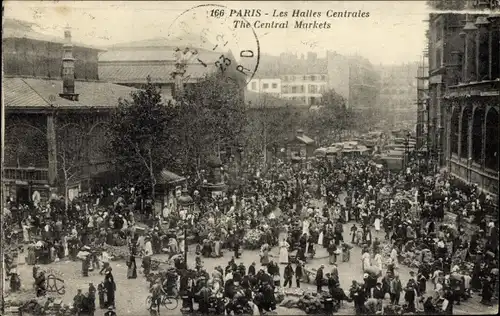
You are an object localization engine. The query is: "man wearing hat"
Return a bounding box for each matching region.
[404,275,417,312]
[104,268,116,308]
[143,236,153,275]
[82,246,91,277]
[315,264,325,293]
[73,289,85,315]
[104,306,117,316]
[247,262,256,276]
[295,261,304,288]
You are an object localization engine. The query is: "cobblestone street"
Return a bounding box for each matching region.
[11,214,499,315]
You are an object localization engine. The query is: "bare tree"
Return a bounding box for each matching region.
[57,123,86,209]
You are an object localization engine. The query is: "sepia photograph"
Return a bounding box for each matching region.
[1,1,499,315]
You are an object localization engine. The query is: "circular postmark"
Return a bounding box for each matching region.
[167,4,260,86]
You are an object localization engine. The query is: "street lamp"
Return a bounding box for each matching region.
[178,188,194,267]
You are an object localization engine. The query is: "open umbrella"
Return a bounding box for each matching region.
[364,266,381,277]
[77,251,90,260]
[170,254,183,262]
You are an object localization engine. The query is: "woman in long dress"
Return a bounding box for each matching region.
[318,224,324,246]
[373,252,383,271]
[260,243,270,266]
[214,238,221,257]
[374,214,381,233]
[22,223,30,243]
[63,236,69,258]
[27,245,36,265]
[361,250,371,272]
[302,219,310,237]
[390,247,399,269]
[279,239,290,264]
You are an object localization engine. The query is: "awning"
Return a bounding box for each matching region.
[157,169,185,185]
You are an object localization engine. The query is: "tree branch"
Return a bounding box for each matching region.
[132,141,153,174]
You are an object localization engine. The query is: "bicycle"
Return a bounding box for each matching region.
[146,293,179,311]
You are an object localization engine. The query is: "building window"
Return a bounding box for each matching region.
[435,21,443,42]
[263,83,269,89]
[311,97,317,105]
[282,85,289,93]
[272,83,278,89]
[321,75,326,81]
[435,48,442,69]
[291,86,297,93]
[251,82,257,90]
[311,75,316,81]
[300,85,305,93]
[283,76,288,82]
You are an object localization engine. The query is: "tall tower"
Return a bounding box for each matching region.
[59,26,79,101]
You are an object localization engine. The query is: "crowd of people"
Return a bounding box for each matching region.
[3,150,499,315]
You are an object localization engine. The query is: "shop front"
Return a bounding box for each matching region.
[155,169,186,219]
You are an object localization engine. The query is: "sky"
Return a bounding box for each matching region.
[4,1,430,65]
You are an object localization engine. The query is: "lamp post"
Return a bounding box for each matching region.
[404,133,410,170]
[467,157,473,183]
[178,188,194,267]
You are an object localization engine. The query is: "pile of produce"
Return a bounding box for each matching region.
[381,243,394,265]
[242,229,264,250]
[283,288,305,297]
[193,218,211,241]
[296,292,328,314]
[274,287,285,304]
[102,244,129,261]
[280,297,300,309]
[401,241,434,269]
[459,262,475,276]
[451,248,467,267]
[6,295,76,316]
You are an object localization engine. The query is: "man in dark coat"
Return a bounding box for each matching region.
[295,262,303,288]
[404,280,416,312]
[316,264,324,293]
[104,270,116,308]
[233,237,241,259]
[97,282,106,309]
[73,289,85,314]
[35,270,47,297]
[248,262,256,276]
[88,283,97,313]
[327,274,337,296]
[284,263,294,288]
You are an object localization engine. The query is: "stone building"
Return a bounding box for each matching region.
[98,38,244,102]
[3,20,136,203]
[427,13,499,201]
[377,62,420,126]
[247,52,328,107]
[326,52,380,112]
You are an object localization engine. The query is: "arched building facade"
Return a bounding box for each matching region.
[427,13,499,203]
[445,96,499,200]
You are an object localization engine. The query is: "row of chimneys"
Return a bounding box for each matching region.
[60,27,79,101]
[449,14,500,83]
